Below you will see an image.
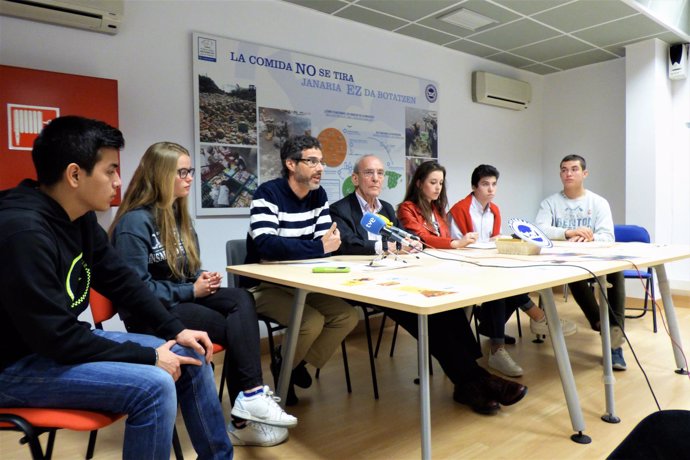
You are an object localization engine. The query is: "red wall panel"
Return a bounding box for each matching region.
[0,65,121,204]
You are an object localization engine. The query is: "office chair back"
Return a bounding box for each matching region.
[225,238,291,387]
[225,239,246,289]
[614,224,651,244]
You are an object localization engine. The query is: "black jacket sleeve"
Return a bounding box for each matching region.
[330,195,376,255]
[0,223,163,367]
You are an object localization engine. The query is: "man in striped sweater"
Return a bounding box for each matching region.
[243,135,358,405]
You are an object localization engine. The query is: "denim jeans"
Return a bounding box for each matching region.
[0,329,233,460]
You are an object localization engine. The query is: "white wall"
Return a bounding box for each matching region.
[542,59,627,224]
[625,39,690,292]
[0,0,545,276]
[670,74,690,291]
[4,1,687,302]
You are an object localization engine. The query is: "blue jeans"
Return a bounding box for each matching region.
[0,330,233,460]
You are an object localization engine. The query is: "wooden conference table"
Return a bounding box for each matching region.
[227,241,690,459]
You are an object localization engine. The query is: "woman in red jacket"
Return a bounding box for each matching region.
[398,161,524,377]
[397,161,477,249]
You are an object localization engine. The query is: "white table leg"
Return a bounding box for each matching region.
[654,264,688,373]
[277,288,307,407]
[539,288,590,443]
[417,314,431,460]
[596,276,619,423]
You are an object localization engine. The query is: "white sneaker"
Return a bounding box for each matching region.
[530,317,577,337]
[488,348,523,377]
[228,421,288,447]
[231,386,298,428]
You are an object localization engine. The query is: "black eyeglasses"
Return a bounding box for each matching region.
[296,157,327,168]
[177,168,195,179]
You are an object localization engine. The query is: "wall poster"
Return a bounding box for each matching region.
[192,32,439,216]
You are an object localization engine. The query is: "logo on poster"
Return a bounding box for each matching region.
[198,37,217,62]
[7,104,59,151]
[425,84,438,103]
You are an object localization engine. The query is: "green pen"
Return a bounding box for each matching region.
[312,266,351,273]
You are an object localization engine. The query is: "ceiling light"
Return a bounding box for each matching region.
[440,8,497,31]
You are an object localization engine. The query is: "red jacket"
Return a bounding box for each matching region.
[449,193,501,237]
[397,201,454,249]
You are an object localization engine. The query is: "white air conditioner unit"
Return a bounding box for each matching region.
[472,71,531,110]
[0,0,123,34]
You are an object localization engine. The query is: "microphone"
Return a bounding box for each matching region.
[376,214,420,241]
[360,212,406,244]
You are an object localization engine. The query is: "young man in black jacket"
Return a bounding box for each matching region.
[0,116,233,459]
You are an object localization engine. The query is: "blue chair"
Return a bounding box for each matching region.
[614,225,657,332]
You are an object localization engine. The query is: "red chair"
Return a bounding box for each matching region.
[0,408,123,460]
[0,288,129,459]
[0,290,201,459]
[91,290,229,401]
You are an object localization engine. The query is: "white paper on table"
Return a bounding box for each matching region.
[467,241,496,249]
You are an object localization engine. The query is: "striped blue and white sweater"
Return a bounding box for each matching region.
[243,178,332,286]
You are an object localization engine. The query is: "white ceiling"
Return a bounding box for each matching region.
[282,0,690,74]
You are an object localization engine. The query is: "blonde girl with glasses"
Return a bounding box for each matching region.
[110,142,297,447]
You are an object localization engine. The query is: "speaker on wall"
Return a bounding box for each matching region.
[669,43,688,80]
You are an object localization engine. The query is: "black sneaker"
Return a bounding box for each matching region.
[270,347,301,406]
[286,383,299,406]
[291,362,312,389]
